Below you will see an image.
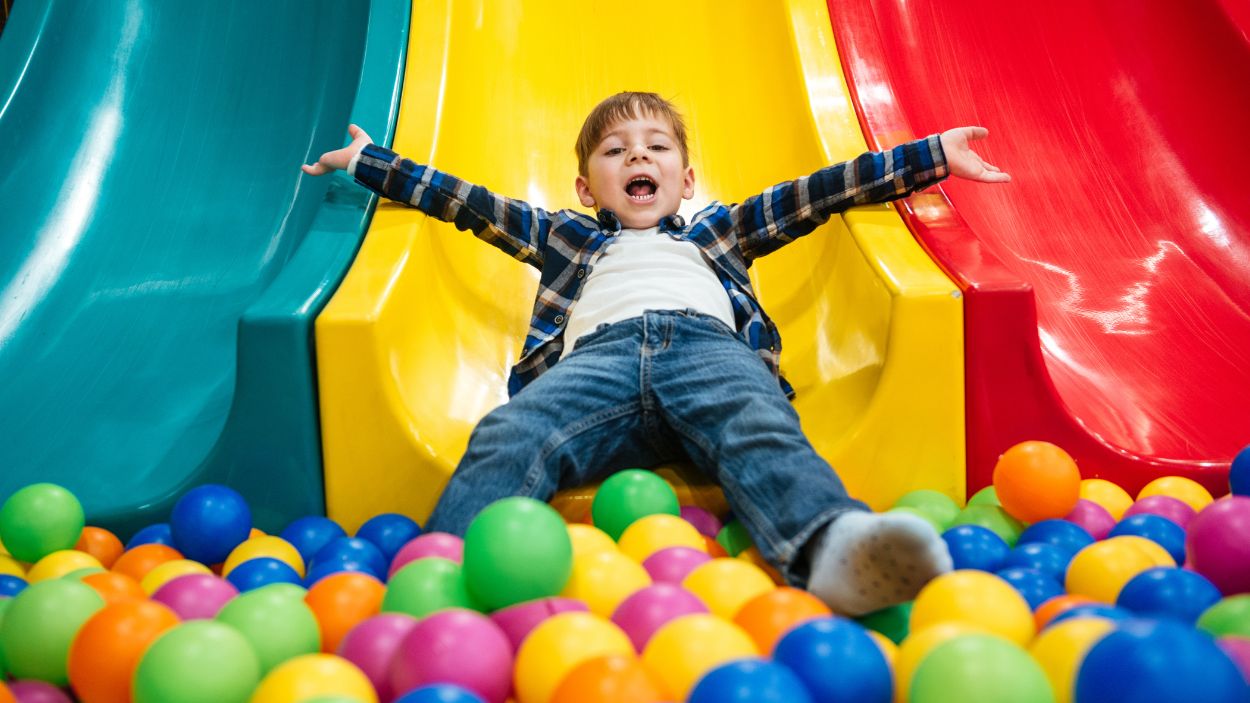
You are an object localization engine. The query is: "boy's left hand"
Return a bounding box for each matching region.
[940,127,1010,184]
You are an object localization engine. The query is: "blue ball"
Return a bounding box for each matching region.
[126,523,174,549]
[0,574,27,598]
[689,658,813,703]
[1231,444,1250,497]
[356,513,422,564]
[1001,542,1074,582]
[774,617,891,703]
[1076,619,1249,702]
[941,525,1010,572]
[1116,567,1223,624]
[1017,519,1094,554]
[394,684,486,703]
[304,557,382,587]
[280,516,347,564]
[225,557,303,592]
[170,485,252,565]
[1048,604,1132,628]
[995,567,1065,610]
[1108,514,1186,565]
[311,537,387,579]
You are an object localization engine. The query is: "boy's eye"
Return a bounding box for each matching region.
[604,147,625,156]
[649,145,669,151]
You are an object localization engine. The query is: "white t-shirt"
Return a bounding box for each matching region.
[562,226,735,357]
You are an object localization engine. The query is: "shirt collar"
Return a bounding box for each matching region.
[596,209,686,233]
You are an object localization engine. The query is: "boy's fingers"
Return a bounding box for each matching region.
[981,170,1011,183]
[302,162,330,176]
[965,126,989,140]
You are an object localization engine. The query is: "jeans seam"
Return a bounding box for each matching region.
[519,400,643,493]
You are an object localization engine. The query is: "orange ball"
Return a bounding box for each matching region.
[992,441,1081,523]
[304,572,385,653]
[550,654,667,703]
[111,544,184,583]
[702,536,728,558]
[0,682,14,703]
[75,527,125,569]
[733,587,831,654]
[68,600,180,703]
[81,571,147,605]
[1034,594,1097,631]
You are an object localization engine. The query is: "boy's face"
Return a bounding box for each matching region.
[575,113,695,229]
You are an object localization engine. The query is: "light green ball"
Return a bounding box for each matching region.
[967,485,1002,507]
[215,584,320,673]
[0,483,84,562]
[462,497,572,611]
[134,621,261,703]
[910,633,1055,703]
[382,557,481,617]
[893,490,961,530]
[950,504,1025,546]
[0,578,104,684]
[1198,595,1250,639]
[591,469,680,540]
[888,506,945,534]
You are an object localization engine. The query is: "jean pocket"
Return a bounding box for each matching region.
[567,322,617,355]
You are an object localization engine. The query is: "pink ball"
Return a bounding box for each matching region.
[679,506,723,539]
[1217,636,1250,684]
[489,597,588,652]
[1064,499,1116,540]
[389,608,513,703]
[7,680,74,703]
[388,532,464,577]
[337,613,418,702]
[610,583,708,651]
[641,546,712,584]
[151,573,239,619]
[1125,495,1196,529]
[1186,497,1250,595]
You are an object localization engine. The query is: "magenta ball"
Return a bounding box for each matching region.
[489,597,588,652]
[1217,636,1250,684]
[6,680,74,703]
[1065,499,1116,540]
[337,613,418,702]
[389,608,513,703]
[641,546,712,584]
[1187,497,1250,595]
[1125,495,1196,529]
[388,533,464,577]
[679,506,723,539]
[610,583,708,651]
[151,573,239,620]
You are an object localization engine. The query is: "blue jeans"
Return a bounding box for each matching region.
[425,309,868,586]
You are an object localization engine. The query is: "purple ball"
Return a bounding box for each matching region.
[1065,499,1116,540]
[389,609,513,703]
[1187,497,1250,595]
[337,613,418,702]
[389,533,464,577]
[1125,495,1197,529]
[151,573,239,619]
[7,680,74,703]
[489,597,588,652]
[641,546,712,584]
[679,506,723,539]
[1217,636,1250,685]
[610,583,708,651]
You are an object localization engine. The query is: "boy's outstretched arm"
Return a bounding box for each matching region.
[940,126,1010,184]
[302,124,373,176]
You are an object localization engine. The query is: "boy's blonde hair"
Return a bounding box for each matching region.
[575,92,689,177]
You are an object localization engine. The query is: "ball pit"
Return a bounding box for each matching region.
[514,612,634,703]
[590,469,681,541]
[1137,475,1214,512]
[1115,567,1222,623]
[489,597,588,651]
[910,571,1035,645]
[389,609,512,703]
[74,526,124,569]
[169,484,253,565]
[125,523,173,549]
[132,620,261,703]
[216,584,321,674]
[1062,499,1116,540]
[250,654,378,703]
[223,536,306,579]
[641,613,758,701]
[941,524,1009,572]
[0,578,105,685]
[549,653,666,703]
[688,658,813,703]
[561,549,652,617]
[1187,496,1250,595]
[1078,478,1133,520]
[336,613,417,701]
[774,617,891,703]
[67,600,179,703]
[732,587,831,655]
[462,498,573,611]
[280,517,347,564]
[305,572,386,653]
[640,545,711,584]
[151,573,238,619]
[1124,494,1196,528]
[1026,617,1114,703]
[610,583,708,651]
[355,513,422,564]
[910,633,1053,703]
[0,483,84,563]
[388,532,464,576]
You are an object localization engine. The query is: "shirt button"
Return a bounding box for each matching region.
[555,315,565,325]
[576,268,586,279]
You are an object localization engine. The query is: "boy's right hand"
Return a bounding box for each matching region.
[302,124,373,176]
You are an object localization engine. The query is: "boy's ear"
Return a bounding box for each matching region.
[575,175,597,208]
[682,165,696,200]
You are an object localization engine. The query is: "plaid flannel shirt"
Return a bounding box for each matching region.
[351,135,948,398]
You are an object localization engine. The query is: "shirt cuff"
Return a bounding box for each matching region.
[346,147,367,177]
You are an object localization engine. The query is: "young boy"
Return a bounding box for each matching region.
[303,92,1009,615]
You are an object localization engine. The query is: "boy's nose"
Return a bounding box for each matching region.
[627,146,651,162]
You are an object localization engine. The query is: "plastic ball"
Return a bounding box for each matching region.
[888,507,944,533]
[1232,444,1250,497]
[640,546,712,584]
[151,573,238,620]
[773,617,891,703]
[1138,475,1214,512]
[0,578,104,684]
[305,572,386,653]
[1109,513,1187,564]
[223,536,305,579]
[1065,537,1158,603]
[0,575,25,598]
[250,654,377,703]
[609,583,707,651]
[1017,519,1095,554]
[715,520,753,556]
[893,622,984,702]
[1198,595,1250,638]
[1218,636,1250,685]
[1062,499,1116,540]
[688,658,813,703]
[394,685,486,703]
[74,527,124,569]
[514,612,634,703]
[550,653,667,703]
[4,681,71,703]
[112,544,183,583]
[26,550,103,583]
[617,514,706,563]
[140,559,212,595]
[389,533,464,577]
[591,470,680,541]
[949,505,1025,546]
[732,587,831,655]
[1076,618,1249,703]
[67,600,179,703]
[910,570,1034,645]
[1027,617,1114,703]
[0,554,23,578]
[125,524,173,549]
[310,538,388,582]
[462,498,573,611]
[735,546,783,585]
[941,524,1009,572]
[1002,541,1074,582]
[1033,594,1097,630]
[679,506,723,539]
[355,513,422,565]
[994,567,1065,610]
[992,441,1082,524]
[169,484,252,565]
[1115,567,1222,623]
[0,484,84,563]
[81,571,145,605]
[561,549,652,617]
[226,557,303,593]
[910,633,1053,703]
[641,614,758,701]
[215,584,321,674]
[388,609,511,703]
[1186,496,1250,595]
[892,490,961,531]
[966,485,1000,506]
[383,557,480,618]
[682,558,775,620]
[490,597,587,652]
[1124,494,1196,528]
[131,623,260,702]
[336,614,417,702]
[1079,478,1133,520]
[280,517,347,565]
[855,601,912,644]
[1048,603,1132,627]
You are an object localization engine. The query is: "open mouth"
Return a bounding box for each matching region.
[625,176,658,203]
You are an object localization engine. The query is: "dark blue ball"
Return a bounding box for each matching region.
[311,537,387,579]
[689,658,813,703]
[225,557,303,592]
[1049,604,1132,628]
[1116,567,1223,624]
[774,617,891,703]
[1076,619,1249,702]
[394,684,486,703]
[1001,542,1075,582]
[1231,444,1250,497]
[280,516,347,564]
[0,574,27,598]
[941,525,1010,572]
[126,523,174,549]
[995,567,1065,610]
[170,485,252,565]
[1109,514,1186,565]
[1017,519,1094,554]
[356,513,422,564]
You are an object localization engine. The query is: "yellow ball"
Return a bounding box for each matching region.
[567,523,618,558]
[682,558,776,620]
[868,630,898,669]
[909,571,1034,645]
[617,514,706,563]
[1079,479,1133,520]
[249,653,377,703]
[1137,476,1214,512]
[222,536,305,578]
[25,550,102,582]
[1028,617,1115,703]
[140,558,212,594]
[514,612,634,703]
[1065,538,1157,603]
[641,614,758,701]
[0,554,25,578]
[893,622,985,703]
[1111,535,1176,568]
[561,549,652,617]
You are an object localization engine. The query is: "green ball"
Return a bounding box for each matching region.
[134,621,261,703]
[215,583,320,674]
[856,600,912,645]
[463,497,573,611]
[0,483,84,562]
[0,578,104,684]
[888,506,945,534]
[254,582,307,600]
[0,597,11,679]
[967,485,1002,507]
[591,469,680,540]
[893,490,961,530]
[382,557,481,617]
[951,504,1025,546]
[716,520,753,557]
[63,566,107,580]
[1198,595,1250,639]
[910,633,1055,703]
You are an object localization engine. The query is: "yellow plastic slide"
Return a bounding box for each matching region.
[316,0,964,532]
